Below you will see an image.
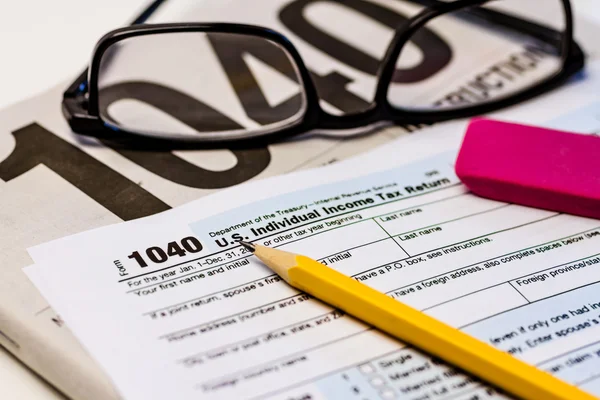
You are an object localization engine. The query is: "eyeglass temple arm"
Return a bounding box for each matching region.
[63,0,168,99]
[382,0,581,88]
[402,0,573,48]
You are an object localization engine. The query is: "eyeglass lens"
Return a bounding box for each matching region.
[97,32,308,140]
[387,0,566,111]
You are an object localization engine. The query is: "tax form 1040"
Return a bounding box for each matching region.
[26,123,600,399]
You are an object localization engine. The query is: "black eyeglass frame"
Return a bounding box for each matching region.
[63,0,584,147]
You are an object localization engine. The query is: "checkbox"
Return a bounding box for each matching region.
[379,388,396,399]
[358,363,375,375]
[369,376,385,387]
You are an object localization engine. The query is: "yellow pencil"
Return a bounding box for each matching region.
[240,241,596,400]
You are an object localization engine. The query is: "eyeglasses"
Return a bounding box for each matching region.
[63,0,584,146]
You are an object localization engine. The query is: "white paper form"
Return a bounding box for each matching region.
[26,107,600,400]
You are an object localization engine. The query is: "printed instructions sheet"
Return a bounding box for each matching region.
[27,124,600,399]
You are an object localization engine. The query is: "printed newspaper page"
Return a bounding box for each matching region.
[2,0,600,398]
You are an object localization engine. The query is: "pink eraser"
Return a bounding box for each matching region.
[455,119,600,220]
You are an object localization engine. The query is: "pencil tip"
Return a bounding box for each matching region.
[239,241,256,252]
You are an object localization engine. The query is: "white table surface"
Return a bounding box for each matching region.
[1,1,599,399]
